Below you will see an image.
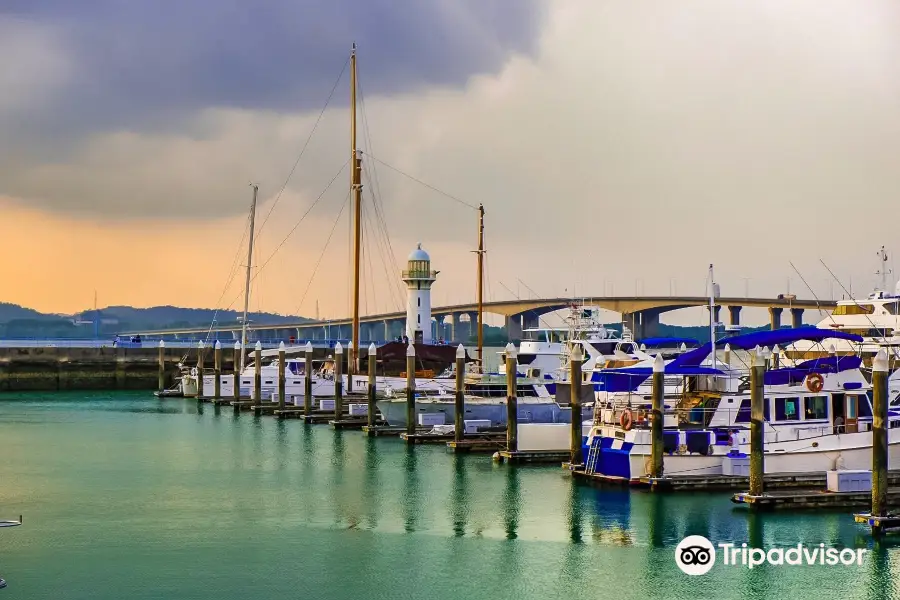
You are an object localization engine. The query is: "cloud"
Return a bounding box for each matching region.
[4,0,900,316]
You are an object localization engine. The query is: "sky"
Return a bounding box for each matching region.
[3,0,900,326]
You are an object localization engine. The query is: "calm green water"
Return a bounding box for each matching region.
[0,392,898,599]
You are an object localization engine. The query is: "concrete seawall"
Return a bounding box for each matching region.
[0,346,235,392]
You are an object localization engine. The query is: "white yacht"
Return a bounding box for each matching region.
[581,328,900,482]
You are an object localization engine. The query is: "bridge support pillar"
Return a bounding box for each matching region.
[769,307,783,330]
[791,308,804,329]
[728,306,742,328]
[467,312,478,343]
[506,315,523,342]
[522,312,540,331]
[707,305,721,326]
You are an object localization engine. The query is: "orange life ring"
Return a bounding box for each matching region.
[620,409,633,431]
[806,373,824,393]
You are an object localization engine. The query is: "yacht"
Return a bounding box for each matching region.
[580,328,900,483]
[784,247,900,363]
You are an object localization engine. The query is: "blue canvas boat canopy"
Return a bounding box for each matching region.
[638,337,700,347]
[593,366,724,393]
[670,328,864,368]
[764,355,863,385]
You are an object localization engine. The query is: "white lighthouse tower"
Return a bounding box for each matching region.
[402,243,438,343]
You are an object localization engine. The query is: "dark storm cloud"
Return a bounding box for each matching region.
[2,0,544,133]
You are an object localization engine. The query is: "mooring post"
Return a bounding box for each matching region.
[570,344,584,465]
[304,341,313,416]
[650,353,665,478]
[334,343,344,422]
[347,341,354,395]
[749,346,766,496]
[772,344,781,369]
[233,341,241,402]
[872,348,889,533]
[157,340,166,393]
[406,343,416,436]
[367,343,377,427]
[723,343,731,366]
[253,341,262,408]
[213,340,222,400]
[454,344,466,443]
[197,341,205,399]
[277,341,286,412]
[505,343,518,453]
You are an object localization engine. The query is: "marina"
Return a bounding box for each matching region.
[6,3,900,597]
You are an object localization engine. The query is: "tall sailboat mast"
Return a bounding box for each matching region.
[350,43,362,375]
[476,203,485,368]
[709,263,716,371]
[240,184,259,372]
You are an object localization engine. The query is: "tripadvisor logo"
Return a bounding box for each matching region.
[675,536,867,575]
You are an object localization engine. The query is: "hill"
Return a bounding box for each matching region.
[0,303,310,338]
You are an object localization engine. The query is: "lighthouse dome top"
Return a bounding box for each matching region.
[408,243,430,262]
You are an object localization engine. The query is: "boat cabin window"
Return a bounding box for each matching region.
[832,304,874,316]
[884,302,900,315]
[803,395,828,420]
[590,341,618,355]
[775,397,800,421]
[891,392,900,408]
[618,343,635,354]
[517,353,537,365]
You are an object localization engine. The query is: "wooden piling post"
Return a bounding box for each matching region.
[406,343,416,436]
[197,341,205,399]
[569,343,584,465]
[505,343,518,453]
[304,341,313,416]
[454,344,466,443]
[723,343,731,367]
[772,344,781,369]
[253,341,262,408]
[749,346,766,496]
[872,349,889,532]
[347,341,354,394]
[650,353,665,478]
[213,341,222,400]
[367,343,377,428]
[157,340,166,392]
[277,341,286,412]
[334,343,344,422]
[233,341,241,402]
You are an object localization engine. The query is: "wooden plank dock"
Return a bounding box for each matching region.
[446,436,506,454]
[732,489,900,510]
[495,450,572,465]
[400,432,455,444]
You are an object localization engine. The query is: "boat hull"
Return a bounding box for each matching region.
[376,398,571,427]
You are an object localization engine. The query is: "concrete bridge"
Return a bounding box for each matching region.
[122,295,835,344]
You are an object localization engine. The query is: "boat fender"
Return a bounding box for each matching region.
[806,373,824,393]
[619,409,633,431]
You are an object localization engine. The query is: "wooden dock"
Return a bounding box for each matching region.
[330,418,386,430]
[732,489,900,510]
[446,436,506,454]
[495,450,572,465]
[400,432,455,444]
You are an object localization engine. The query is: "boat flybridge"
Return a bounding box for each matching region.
[582,328,900,483]
[785,247,900,363]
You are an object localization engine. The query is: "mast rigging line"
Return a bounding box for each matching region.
[255,55,351,239]
[360,151,480,211]
[202,211,252,345]
[221,159,350,313]
[293,192,352,317]
[819,259,891,346]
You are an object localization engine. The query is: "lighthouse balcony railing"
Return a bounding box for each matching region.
[402,269,438,279]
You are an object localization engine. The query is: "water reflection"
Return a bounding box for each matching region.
[450,454,468,537]
[402,446,420,533]
[363,437,379,530]
[502,466,521,540]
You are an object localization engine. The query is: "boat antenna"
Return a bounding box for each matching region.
[240,183,259,372]
[475,203,485,369]
[876,246,891,292]
[708,264,716,371]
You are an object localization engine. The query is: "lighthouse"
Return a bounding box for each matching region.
[402,243,438,343]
